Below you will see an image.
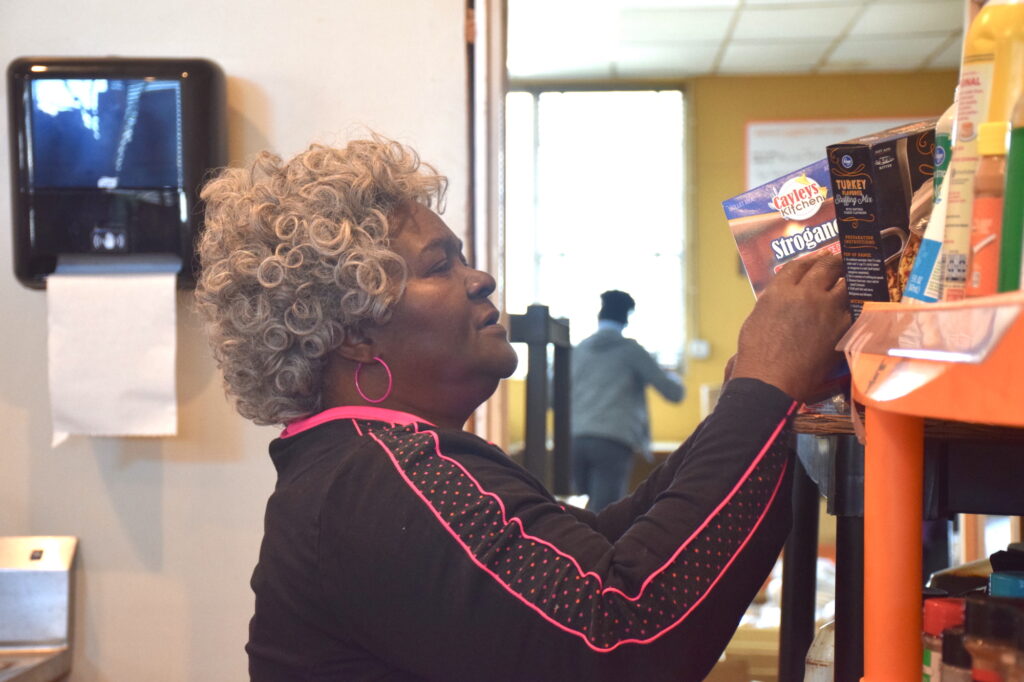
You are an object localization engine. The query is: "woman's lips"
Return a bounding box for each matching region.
[479,310,501,328]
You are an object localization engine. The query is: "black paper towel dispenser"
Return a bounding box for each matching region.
[7,57,226,288]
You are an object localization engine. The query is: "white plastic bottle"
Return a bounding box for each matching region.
[900,96,957,303]
[804,620,835,682]
[904,172,952,303]
[934,96,958,195]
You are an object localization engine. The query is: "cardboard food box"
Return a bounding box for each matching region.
[826,120,936,318]
[723,158,840,297]
[723,159,848,409]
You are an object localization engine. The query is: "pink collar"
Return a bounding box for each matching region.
[280,405,434,439]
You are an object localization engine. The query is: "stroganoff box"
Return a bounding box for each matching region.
[723,158,840,297]
[723,159,849,409]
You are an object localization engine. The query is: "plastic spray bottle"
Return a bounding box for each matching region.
[999,94,1024,291]
[967,121,1010,297]
[941,0,1024,300]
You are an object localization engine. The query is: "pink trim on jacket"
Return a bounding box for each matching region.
[280,405,434,439]
[366,399,797,651]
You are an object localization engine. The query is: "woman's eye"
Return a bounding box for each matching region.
[429,258,453,275]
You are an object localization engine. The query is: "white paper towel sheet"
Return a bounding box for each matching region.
[47,271,178,446]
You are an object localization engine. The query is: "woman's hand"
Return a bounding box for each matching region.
[730,252,851,403]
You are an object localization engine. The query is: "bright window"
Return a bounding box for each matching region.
[504,89,686,372]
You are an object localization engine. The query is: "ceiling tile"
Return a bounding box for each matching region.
[508,35,620,79]
[613,0,740,7]
[925,35,963,69]
[733,6,862,40]
[507,0,964,80]
[507,1,618,79]
[850,0,964,36]
[719,39,833,74]
[825,35,950,71]
[507,1,617,49]
[508,61,616,81]
[742,0,861,5]
[615,43,719,77]
[620,8,735,42]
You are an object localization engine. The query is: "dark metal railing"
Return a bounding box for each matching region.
[509,304,571,495]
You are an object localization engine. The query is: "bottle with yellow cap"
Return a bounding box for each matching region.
[967,121,1010,297]
[942,0,1024,300]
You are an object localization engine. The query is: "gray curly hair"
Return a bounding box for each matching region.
[195,136,447,425]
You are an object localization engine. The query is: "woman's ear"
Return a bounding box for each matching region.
[335,328,378,364]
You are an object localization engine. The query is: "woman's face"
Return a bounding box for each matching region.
[368,203,518,424]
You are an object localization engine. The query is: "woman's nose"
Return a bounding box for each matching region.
[467,268,496,299]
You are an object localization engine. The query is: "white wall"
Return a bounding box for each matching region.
[0,2,469,680]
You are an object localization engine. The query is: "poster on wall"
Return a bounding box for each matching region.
[746,118,913,190]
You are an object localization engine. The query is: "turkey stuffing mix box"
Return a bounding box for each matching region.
[826,120,936,318]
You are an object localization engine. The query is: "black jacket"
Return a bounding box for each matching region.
[247,378,798,681]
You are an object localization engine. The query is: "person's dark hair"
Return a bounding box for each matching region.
[598,290,635,324]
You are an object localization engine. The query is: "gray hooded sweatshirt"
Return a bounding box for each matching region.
[570,323,684,455]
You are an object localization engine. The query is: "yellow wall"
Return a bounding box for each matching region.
[507,378,524,446]
[507,70,958,449]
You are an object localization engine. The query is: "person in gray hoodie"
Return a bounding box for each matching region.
[571,290,685,511]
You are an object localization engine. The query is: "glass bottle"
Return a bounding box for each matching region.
[923,597,966,680]
[1009,612,1024,682]
[942,626,974,682]
[964,596,1019,681]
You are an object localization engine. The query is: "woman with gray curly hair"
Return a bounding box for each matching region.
[196,138,455,426]
[196,135,850,681]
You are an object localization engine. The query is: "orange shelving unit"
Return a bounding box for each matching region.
[839,291,1024,681]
